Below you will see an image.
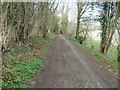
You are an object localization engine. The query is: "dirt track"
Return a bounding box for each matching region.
[29,34,118,88]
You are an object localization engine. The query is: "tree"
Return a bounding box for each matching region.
[33,2,58,38]
[115,1,120,62]
[99,2,116,54]
[1,2,58,51]
[60,4,69,34]
[78,20,89,44]
[75,1,88,43]
[75,1,89,41]
[1,3,11,51]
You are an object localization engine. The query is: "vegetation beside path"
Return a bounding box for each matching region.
[2,34,55,88]
[66,36,119,78]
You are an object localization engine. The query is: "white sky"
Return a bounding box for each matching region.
[57,1,100,24]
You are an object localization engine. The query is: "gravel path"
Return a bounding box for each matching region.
[29,34,118,88]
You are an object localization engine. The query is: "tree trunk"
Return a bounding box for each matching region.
[100,25,107,54]
[75,2,80,40]
[17,3,25,44]
[42,2,49,38]
[100,2,108,54]
[117,45,120,62]
[117,29,120,62]
[116,2,120,62]
[104,30,115,54]
[1,3,10,51]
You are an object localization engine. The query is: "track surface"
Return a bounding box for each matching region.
[30,35,118,88]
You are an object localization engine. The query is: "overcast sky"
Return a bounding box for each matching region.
[57,1,100,25]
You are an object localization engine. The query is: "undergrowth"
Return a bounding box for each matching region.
[2,34,55,88]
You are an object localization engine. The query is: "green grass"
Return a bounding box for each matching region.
[2,34,55,88]
[67,36,118,75]
[85,38,118,59]
[31,34,55,52]
[3,55,43,88]
[108,45,117,57]
[85,38,100,49]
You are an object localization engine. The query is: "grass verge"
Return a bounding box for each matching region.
[2,34,55,88]
[66,36,119,77]
[85,38,117,59]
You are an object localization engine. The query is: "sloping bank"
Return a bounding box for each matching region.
[65,36,119,78]
[2,34,55,88]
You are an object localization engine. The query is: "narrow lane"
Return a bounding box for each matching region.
[32,34,118,88]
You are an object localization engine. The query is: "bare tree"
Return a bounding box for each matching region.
[99,2,116,54]
[75,1,89,40]
[1,2,59,51]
